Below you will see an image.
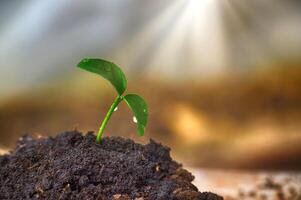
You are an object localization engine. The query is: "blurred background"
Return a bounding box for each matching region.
[1,0,301,172]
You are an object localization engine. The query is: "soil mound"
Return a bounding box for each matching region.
[0,131,223,200]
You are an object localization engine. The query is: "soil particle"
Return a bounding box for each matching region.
[0,131,223,200]
[237,175,301,200]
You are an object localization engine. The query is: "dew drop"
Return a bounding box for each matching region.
[133,116,137,123]
[114,107,118,112]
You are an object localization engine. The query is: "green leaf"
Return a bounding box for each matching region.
[124,94,148,136]
[77,58,127,95]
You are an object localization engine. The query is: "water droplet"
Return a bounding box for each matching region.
[133,116,137,123]
[114,107,118,112]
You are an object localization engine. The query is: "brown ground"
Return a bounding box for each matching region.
[190,168,301,200]
[0,131,223,200]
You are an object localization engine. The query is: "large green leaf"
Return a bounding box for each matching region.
[77,58,127,95]
[124,94,148,136]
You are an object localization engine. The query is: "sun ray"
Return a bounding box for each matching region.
[116,0,230,79]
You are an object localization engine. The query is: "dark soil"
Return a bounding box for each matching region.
[0,131,223,200]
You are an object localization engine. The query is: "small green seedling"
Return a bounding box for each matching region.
[77,58,148,143]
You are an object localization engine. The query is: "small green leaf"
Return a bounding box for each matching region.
[77,58,127,95]
[124,94,148,136]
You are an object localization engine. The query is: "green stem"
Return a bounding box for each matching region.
[96,95,123,143]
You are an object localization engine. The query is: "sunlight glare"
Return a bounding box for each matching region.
[116,0,228,79]
[187,0,206,13]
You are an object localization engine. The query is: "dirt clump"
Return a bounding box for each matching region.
[0,131,223,200]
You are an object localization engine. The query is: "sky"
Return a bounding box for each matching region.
[0,0,301,98]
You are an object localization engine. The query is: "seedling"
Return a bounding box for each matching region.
[77,58,148,143]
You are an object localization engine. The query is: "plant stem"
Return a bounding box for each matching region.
[96,95,123,143]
